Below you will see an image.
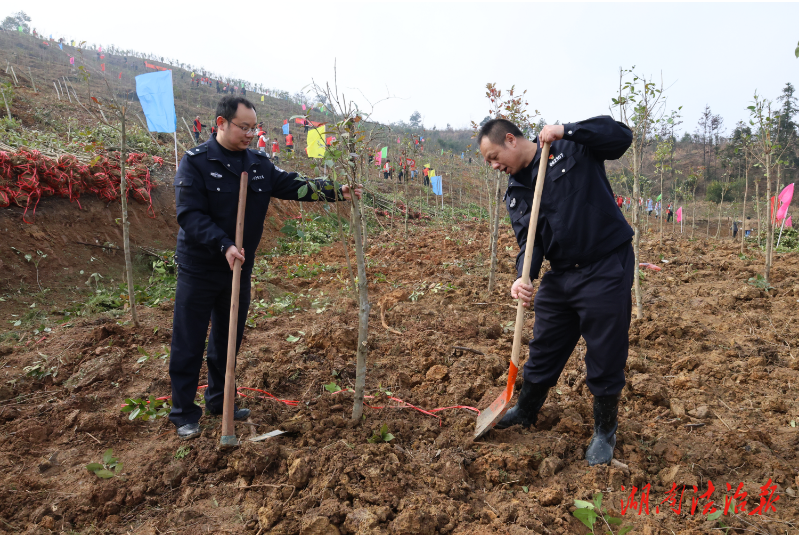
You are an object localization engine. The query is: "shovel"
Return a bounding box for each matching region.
[220,171,249,448]
[474,142,551,440]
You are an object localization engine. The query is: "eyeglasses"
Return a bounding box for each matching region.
[228,120,259,135]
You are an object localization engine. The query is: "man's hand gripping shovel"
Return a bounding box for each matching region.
[474,142,550,440]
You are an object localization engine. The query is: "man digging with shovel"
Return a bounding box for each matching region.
[478,116,633,465]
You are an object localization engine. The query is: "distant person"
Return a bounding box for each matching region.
[383,161,390,180]
[192,116,206,143]
[285,132,294,153]
[257,125,268,153]
[617,195,624,210]
[732,220,738,239]
[423,166,430,186]
[271,139,280,162]
[398,165,404,183]
[646,198,653,216]
[666,204,673,222]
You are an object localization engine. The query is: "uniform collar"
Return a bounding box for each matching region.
[509,137,541,189]
[206,134,260,176]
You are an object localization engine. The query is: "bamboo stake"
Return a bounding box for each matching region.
[27,68,36,92]
[9,65,18,86]
[53,82,60,99]
[1,89,11,119]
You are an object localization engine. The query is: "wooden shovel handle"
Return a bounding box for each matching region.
[221,171,248,440]
[508,143,550,374]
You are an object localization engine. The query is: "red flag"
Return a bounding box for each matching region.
[118,72,122,79]
[100,63,105,71]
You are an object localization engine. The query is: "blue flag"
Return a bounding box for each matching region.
[282,123,290,135]
[431,176,443,196]
[59,43,63,50]
[135,71,176,133]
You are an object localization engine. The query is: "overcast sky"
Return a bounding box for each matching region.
[14,1,800,136]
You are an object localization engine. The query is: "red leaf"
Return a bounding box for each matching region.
[91,97,99,103]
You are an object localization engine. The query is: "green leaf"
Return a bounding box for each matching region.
[297,184,309,199]
[607,516,623,525]
[790,420,796,427]
[593,492,603,510]
[286,334,300,343]
[574,500,595,510]
[86,463,104,472]
[94,469,115,479]
[102,449,114,465]
[382,432,395,442]
[522,486,529,493]
[129,407,141,420]
[114,462,124,474]
[707,510,723,521]
[324,381,340,393]
[618,526,633,535]
[572,508,597,530]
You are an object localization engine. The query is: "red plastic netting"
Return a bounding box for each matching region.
[0,148,163,222]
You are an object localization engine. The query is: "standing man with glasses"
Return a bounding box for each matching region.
[169,96,362,439]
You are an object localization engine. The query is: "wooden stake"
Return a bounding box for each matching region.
[27,68,36,92]
[53,81,60,100]
[1,89,11,119]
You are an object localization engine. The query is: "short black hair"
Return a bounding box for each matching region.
[477,118,524,147]
[215,96,256,123]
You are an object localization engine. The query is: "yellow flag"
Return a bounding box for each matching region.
[306,125,326,159]
[260,95,264,102]
[429,169,436,178]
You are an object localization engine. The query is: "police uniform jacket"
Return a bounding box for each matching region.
[506,116,633,280]
[174,134,341,272]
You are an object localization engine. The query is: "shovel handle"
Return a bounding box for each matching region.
[508,143,550,377]
[221,171,248,443]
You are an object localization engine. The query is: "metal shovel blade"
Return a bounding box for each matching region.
[474,362,519,439]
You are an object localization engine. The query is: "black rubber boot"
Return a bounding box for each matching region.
[494,381,550,430]
[585,394,620,466]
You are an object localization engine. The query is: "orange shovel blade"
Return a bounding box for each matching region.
[474,361,519,439]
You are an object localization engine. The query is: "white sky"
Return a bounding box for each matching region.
[13,1,800,136]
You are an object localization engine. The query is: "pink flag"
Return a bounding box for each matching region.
[786,216,793,228]
[98,45,102,52]
[376,150,381,166]
[69,57,74,65]
[776,183,795,221]
[676,207,682,222]
[302,104,306,110]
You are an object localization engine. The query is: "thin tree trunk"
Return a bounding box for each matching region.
[764,157,773,287]
[756,181,761,248]
[120,110,139,327]
[659,170,664,245]
[740,161,748,254]
[632,149,642,319]
[350,192,370,421]
[691,189,697,239]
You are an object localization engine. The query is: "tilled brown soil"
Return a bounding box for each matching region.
[0,219,797,535]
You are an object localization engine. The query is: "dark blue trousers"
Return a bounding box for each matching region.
[168,263,251,427]
[524,241,634,396]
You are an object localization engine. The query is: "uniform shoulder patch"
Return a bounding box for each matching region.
[185,144,208,157]
[248,148,269,158]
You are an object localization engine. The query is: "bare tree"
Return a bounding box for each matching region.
[609,67,667,319]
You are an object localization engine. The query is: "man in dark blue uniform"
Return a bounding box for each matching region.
[170,96,361,439]
[478,116,634,466]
